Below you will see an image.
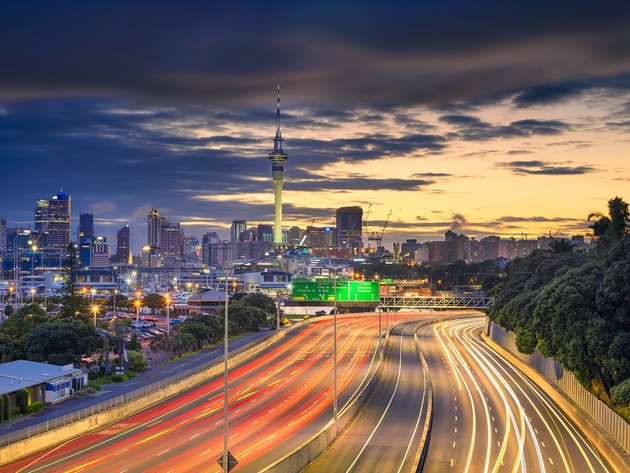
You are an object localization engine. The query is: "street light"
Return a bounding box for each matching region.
[135,299,141,327]
[113,289,118,317]
[91,288,96,308]
[92,305,98,327]
[164,293,171,334]
[333,273,338,430]
[30,287,35,303]
[222,264,230,473]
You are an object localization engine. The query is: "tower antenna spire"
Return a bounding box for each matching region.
[276,78,281,134]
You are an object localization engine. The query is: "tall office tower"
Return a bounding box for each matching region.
[0,218,6,255]
[77,212,94,267]
[34,199,49,248]
[336,206,363,256]
[116,224,131,264]
[147,206,167,248]
[35,191,71,261]
[231,220,247,242]
[268,80,289,246]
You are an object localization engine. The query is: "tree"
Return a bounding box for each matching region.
[142,293,165,314]
[0,303,48,361]
[26,320,104,366]
[549,239,575,254]
[150,333,184,360]
[239,292,276,315]
[58,243,91,322]
[180,321,212,349]
[588,196,630,255]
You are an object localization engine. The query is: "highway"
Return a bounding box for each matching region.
[419,316,613,472]
[304,318,431,473]
[0,314,410,473]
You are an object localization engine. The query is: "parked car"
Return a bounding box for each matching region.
[142,316,158,322]
[169,319,183,325]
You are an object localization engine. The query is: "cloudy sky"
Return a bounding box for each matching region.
[2,1,630,254]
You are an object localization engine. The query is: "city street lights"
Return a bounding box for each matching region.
[113,289,118,317]
[135,299,141,327]
[92,306,98,327]
[91,288,96,308]
[30,288,35,303]
[164,293,171,334]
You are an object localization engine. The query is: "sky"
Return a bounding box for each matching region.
[1,1,630,255]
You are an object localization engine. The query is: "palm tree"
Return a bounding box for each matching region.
[588,196,629,254]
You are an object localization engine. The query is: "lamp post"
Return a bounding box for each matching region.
[165,293,171,334]
[223,264,230,472]
[333,272,338,430]
[30,287,35,303]
[135,290,141,327]
[113,289,118,317]
[91,288,96,308]
[92,306,98,327]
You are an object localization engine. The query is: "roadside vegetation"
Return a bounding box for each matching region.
[487,196,630,421]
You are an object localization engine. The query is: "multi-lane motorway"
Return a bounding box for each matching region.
[1,313,616,472]
[419,317,612,472]
[305,320,430,473]
[1,315,408,473]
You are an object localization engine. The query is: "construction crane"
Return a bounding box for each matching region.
[368,210,392,252]
[363,204,372,251]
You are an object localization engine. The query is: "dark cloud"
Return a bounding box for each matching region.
[439,115,571,141]
[496,160,598,175]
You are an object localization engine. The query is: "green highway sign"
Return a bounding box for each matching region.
[291,279,379,301]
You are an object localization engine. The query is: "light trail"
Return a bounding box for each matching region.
[423,316,612,473]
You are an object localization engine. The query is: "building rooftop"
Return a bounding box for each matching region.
[0,360,81,395]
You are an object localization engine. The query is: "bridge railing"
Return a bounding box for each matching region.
[378,296,494,310]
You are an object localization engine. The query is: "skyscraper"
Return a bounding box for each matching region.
[35,190,71,261]
[268,80,289,246]
[147,206,167,248]
[78,212,94,267]
[231,220,247,242]
[336,206,363,256]
[116,224,131,264]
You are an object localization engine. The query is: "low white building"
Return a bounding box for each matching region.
[0,360,86,406]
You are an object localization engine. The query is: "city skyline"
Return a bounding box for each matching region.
[1,1,629,255]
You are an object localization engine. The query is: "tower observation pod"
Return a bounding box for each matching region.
[268,79,289,246]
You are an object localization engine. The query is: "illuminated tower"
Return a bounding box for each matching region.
[268,80,289,246]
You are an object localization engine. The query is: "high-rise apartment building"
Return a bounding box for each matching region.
[78,212,94,267]
[159,223,182,256]
[116,224,131,264]
[336,206,363,256]
[231,220,247,242]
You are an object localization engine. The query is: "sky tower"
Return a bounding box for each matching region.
[268,79,289,245]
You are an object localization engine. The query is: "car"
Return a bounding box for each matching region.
[131,321,152,329]
[315,310,327,316]
[169,319,183,325]
[142,316,158,322]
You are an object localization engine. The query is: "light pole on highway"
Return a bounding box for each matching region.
[333,272,338,430]
[223,264,230,472]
